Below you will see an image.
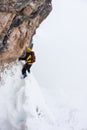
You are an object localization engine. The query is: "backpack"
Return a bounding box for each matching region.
[31,51,36,63]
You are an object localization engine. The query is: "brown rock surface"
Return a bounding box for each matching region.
[0,0,52,71]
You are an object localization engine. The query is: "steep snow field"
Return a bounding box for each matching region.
[0,62,87,130]
[0,62,57,130]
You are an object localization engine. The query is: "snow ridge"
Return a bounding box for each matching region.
[0,62,57,130]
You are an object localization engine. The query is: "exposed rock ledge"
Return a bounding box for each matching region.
[0,0,52,71]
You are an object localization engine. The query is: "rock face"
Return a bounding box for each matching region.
[0,0,52,69]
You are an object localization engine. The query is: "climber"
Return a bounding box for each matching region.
[19,47,36,78]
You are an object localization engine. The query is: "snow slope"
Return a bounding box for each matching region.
[0,62,57,130]
[0,62,87,130]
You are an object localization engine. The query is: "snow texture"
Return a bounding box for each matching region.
[0,61,87,130]
[0,62,57,130]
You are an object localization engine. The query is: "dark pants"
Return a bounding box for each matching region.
[22,63,32,78]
